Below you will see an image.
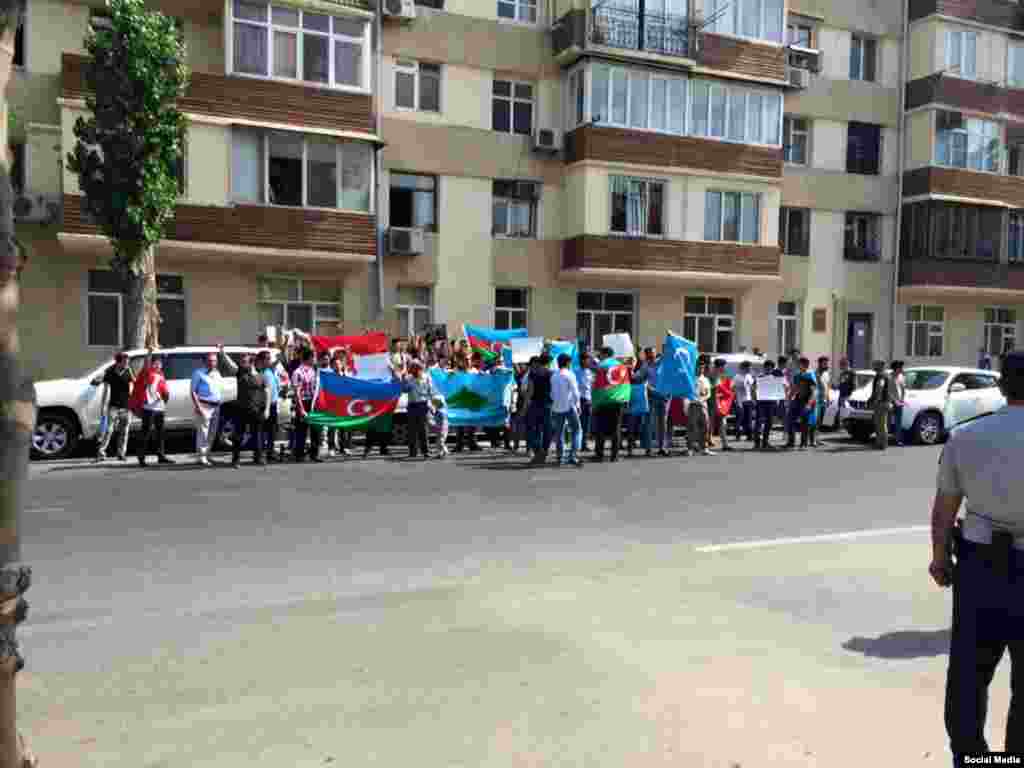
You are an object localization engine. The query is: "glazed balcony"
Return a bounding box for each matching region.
[908,0,1024,30]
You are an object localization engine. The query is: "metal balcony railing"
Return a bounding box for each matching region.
[590,5,690,59]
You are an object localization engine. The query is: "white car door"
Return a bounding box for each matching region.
[80,365,111,438]
[976,372,1006,414]
[943,373,985,429]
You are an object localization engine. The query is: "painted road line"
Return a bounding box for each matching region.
[696,525,931,553]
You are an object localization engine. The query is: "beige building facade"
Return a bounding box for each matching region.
[8,0,1014,381]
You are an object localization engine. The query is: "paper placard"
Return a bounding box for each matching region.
[755,375,786,402]
[509,337,544,363]
[352,353,392,381]
[264,326,277,344]
[603,333,635,359]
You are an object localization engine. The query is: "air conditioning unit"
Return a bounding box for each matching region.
[789,68,811,89]
[533,128,560,153]
[12,193,61,225]
[389,227,425,255]
[383,0,416,20]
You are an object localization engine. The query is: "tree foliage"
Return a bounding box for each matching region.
[66,0,188,276]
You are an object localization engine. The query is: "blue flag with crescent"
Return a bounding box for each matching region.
[655,332,698,398]
[429,369,514,427]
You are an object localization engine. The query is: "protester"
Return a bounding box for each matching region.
[708,358,729,450]
[787,357,817,450]
[452,354,482,453]
[626,356,651,457]
[92,350,135,463]
[644,347,671,457]
[753,358,783,451]
[190,346,233,467]
[258,350,281,461]
[291,348,322,463]
[550,353,583,467]
[592,347,625,463]
[431,391,449,458]
[526,354,554,465]
[576,352,594,452]
[686,360,713,456]
[890,360,906,447]
[733,360,755,442]
[815,356,831,445]
[714,360,735,453]
[836,356,854,417]
[132,348,173,466]
[230,352,271,468]
[509,362,530,453]
[400,359,435,460]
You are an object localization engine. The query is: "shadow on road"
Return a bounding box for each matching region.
[842,629,950,659]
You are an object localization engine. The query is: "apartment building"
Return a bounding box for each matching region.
[8,0,1015,379]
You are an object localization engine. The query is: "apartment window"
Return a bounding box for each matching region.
[849,34,877,82]
[497,0,537,23]
[395,286,432,337]
[493,180,539,238]
[844,213,881,262]
[984,308,1017,356]
[494,288,528,330]
[688,79,780,145]
[787,21,812,48]
[684,296,735,354]
[258,277,341,336]
[783,116,809,164]
[12,15,23,68]
[493,79,534,135]
[415,0,444,7]
[230,1,370,89]
[779,207,810,256]
[945,29,977,79]
[1011,212,1024,263]
[8,142,24,194]
[591,64,689,136]
[846,122,881,175]
[936,112,1000,173]
[705,191,760,244]
[390,173,436,231]
[777,301,799,356]
[934,204,1002,261]
[577,292,634,351]
[1009,42,1024,88]
[905,305,944,358]
[394,60,441,112]
[87,271,186,348]
[231,128,372,211]
[610,177,664,237]
[708,0,783,43]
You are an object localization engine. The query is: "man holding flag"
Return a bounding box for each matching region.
[591,346,630,463]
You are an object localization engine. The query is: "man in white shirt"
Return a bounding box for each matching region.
[550,353,583,468]
[686,359,714,456]
[732,360,755,441]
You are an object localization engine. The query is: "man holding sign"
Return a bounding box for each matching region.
[753,359,786,450]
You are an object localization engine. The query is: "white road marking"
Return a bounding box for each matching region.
[695,525,931,553]
[26,507,66,515]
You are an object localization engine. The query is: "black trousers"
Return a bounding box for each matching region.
[292,400,321,460]
[137,410,166,462]
[364,425,391,453]
[233,412,266,464]
[755,402,775,447]
[593,404,624,459]
[407,403,430,457]
[455,427,479,451]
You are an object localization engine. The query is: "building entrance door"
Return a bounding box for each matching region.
[847,313,873,369]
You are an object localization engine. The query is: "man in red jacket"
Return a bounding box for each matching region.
[130,348,174,466]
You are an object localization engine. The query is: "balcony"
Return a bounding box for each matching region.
[908,0,1024,30]
[903,167,1024,209]
[905,73,1024,119]
[589,5,690,58]
[61,53,375,136]
[561,235,780,285]
[900,258,1024,299]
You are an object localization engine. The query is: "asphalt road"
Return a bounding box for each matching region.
[16,436,1003,767]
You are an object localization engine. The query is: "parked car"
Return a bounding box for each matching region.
[842,366,1005,445]
[32,346,286,460]
[819,369,876,430]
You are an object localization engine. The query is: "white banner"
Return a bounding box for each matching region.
[603,332,635,358]
[352,353,392,381]
[755,375,786,402]
[509,337,544,363]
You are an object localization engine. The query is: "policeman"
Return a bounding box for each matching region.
[931,351,1024,765]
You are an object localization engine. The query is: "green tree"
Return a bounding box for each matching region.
[67,0,188,349]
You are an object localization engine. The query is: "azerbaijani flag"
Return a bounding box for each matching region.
[593,358,631,408]
[463,324,528,364]
[307,372,401,430]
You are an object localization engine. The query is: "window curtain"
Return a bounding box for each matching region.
[234,22,268,75]
[627,180,648,236]
[231,129,263,202]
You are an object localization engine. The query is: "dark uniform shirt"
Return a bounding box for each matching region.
[103,365,134,409]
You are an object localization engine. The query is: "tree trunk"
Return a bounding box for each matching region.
[0,11,35,767]
[121,245,160,350]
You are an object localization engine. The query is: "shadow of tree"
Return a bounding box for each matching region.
[843,629,951,659]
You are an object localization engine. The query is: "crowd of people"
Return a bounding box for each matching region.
[89,334,912,468]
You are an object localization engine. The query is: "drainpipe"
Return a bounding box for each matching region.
[890,0,910,360]
[374,2,385,320]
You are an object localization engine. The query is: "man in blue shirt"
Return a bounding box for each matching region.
[259,350,281,461]
[191,346,235,466]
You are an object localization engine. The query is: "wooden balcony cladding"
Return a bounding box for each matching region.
[61,195,377,257]
[61,53,375,135]
[698,33,786,82]
[562,235,780,276]
[565,125,783,178]
[908,0,1024,29]
[905,73,1024,117]
[903,167,1024,208]
[900,257,1024,291]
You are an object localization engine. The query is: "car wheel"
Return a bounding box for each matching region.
[392,421,408,447]
[847,423,874,443]
[913,411,944,446]
[32,412,78,460]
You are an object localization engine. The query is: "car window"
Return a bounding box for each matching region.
[960,373,997,390]
[163,353,207,381]
[976,374,999,389]
[904,370,949,390]
[949,373,976,390]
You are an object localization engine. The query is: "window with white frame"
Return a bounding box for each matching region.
[844,212,881,262]
[610,176,665,237]
[257,276,342,336]
[935,111,1001,173]
[905,305,945,358]
[229,1,370,90]
[776,301,799,356]
[684,296,735,354]
[704,191,760,244]
[497,0,537,23]
[230,128,373,211]
[945,29,977,79]
[707,0,783,43]
[493,180,539,238]
[849,34,877,82]
[688,79,780,144]
[783,116,808,164]
[494,288,528,330]
[576,292,634,351]
[395,286,432,337]
[779,207,810,256]
[1009,42,1024,88]
[87,271,186,348]
[394,60,441,112]
[984,307,1016,356]
[493,79,534,135]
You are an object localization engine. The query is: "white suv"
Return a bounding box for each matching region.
[843,366,1005,445]
[32,346,279,460]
